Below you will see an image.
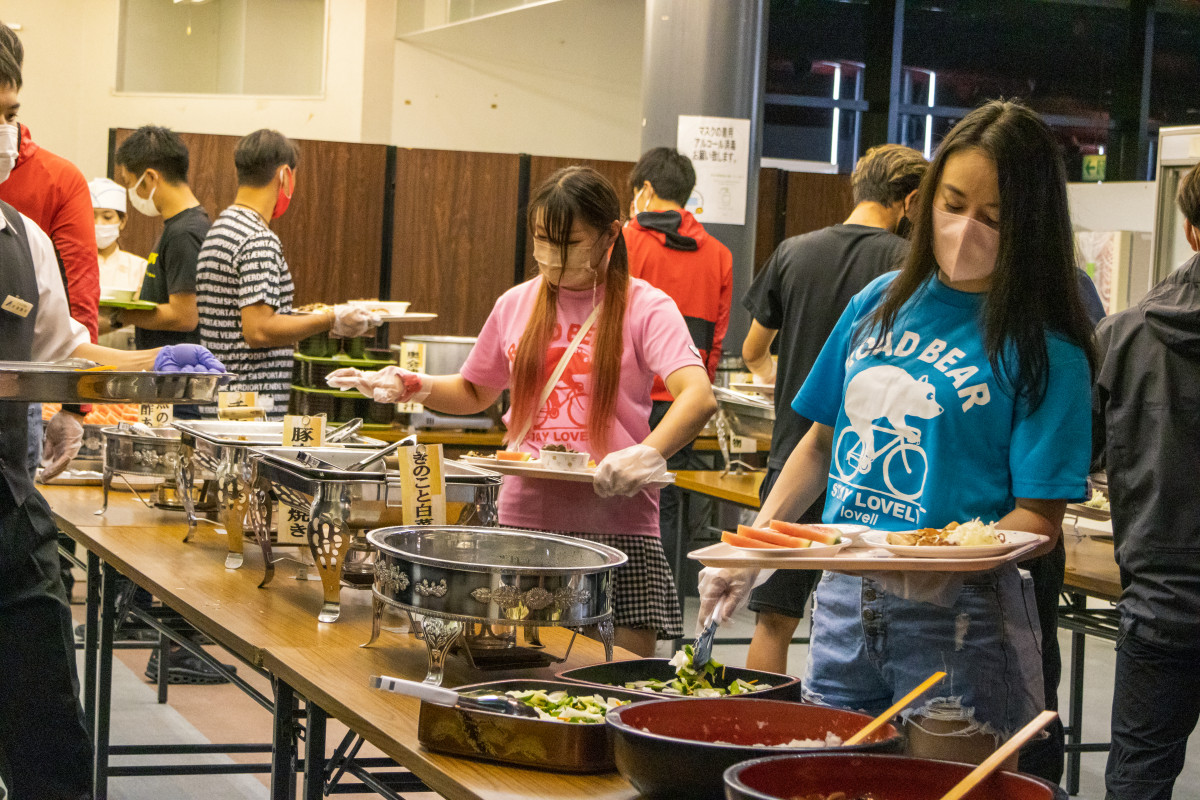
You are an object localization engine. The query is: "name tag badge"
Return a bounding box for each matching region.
[2,295,33,318]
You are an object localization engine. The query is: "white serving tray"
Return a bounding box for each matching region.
[688,536,1046,572]
[458,455,674,488]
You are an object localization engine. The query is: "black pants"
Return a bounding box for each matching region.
[0,489,93,799]
[1017,537,1066,785]
[1104,624,1200,800]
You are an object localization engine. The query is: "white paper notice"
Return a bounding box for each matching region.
[677,115,751,226]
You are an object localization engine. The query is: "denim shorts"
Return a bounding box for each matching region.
[803,567,1045,738]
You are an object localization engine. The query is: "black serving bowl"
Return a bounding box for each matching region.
[724,753,1067,800]
[558,658,802,701]
[606,698,902,800]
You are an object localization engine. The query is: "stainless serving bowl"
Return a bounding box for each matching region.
[367,525,626,684]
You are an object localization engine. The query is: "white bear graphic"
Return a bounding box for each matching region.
[843,365,944,472]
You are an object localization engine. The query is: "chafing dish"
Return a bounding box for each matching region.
[246,447,502,624]
[0,360,229,404]
[714,386,775,441]
[100,425,216,513]
[172,421,385,568]
[366,525,625,685]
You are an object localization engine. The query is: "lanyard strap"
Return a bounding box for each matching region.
[508,301,602,451]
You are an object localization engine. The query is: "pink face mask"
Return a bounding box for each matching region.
[932,206,1000,282]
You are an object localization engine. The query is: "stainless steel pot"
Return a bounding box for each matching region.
[172,421,385,568]
[366,525,625,684]
[246,447,502,623]
[400,335,477,375]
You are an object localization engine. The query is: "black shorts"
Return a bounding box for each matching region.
[746,466,826,618]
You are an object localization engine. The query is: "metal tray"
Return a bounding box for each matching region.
[558,658,803,701]
[173,420,385,449]
[0,360,229,404]
[416,679,651,773]
[714,386,775,441]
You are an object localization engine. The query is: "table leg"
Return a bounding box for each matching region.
[83,550,99,738]
[1066,591,1087,797]
[303,700,327,800]
[156,626,169,704]
[93,562,118,800]
[271,678,298,800]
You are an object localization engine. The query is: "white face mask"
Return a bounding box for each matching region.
[95,223,120,250]
[127,172,160,217]
[0,123,19,185]
[632,186,647,215]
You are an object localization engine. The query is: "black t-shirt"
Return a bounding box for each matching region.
[743,224,909,468]
[136,205,210,350]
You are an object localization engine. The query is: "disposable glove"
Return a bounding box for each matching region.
[153,344,226,374]
[326,365,432,404]
[40,410,84,482]
[593,443,667,498]
[329,305,381,339]
[695,566,771,633]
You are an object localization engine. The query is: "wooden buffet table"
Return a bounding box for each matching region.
[45,485,637,800]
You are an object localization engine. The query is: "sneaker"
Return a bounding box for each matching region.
[145,645,236,685]
[74,622,159,643]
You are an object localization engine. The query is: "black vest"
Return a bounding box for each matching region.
[0,200,40,506]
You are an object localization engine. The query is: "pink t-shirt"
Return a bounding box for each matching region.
[461,276,703,537]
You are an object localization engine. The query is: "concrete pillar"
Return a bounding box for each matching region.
[639,0,769,351]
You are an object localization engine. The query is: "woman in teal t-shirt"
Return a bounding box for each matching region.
[699,100,1096,761]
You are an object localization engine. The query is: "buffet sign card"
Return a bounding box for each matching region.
[217,391,266,421]
[276,495,311,544]
[138,404,172,427]
[283,414,325,447]
[396,443,446,525]
[395,341,425,413]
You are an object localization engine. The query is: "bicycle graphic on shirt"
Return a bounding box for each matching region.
[833,421,929,502]
[535,350,591,429]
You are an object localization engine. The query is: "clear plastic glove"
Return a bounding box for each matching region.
[153,344,226,373]
[40,410,84,482]
[852,572,965,607]
[325,365,432,404]
[329,305,382,339]
[593,443,667,498]
[696,566,771,633]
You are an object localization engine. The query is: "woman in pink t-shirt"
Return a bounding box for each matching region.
[329,168,717,655]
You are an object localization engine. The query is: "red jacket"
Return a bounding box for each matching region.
[626,209,732,401]
[0,125,99,342]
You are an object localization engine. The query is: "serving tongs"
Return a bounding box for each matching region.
[344,434,416,471]
[325,417,363,443]
[692,597,725,668]
[371,674,538,717]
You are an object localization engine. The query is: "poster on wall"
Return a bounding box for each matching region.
[677,115,751,226]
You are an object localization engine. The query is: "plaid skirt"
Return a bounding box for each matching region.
[528,529,683,641]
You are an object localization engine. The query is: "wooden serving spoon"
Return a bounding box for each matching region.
[843,671,946,746]
[936,709,1059,800]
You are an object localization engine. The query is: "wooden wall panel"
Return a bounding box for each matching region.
[754,167,782,274]
[389,149,521,337]
[111,129,386,306]
[523,156,637,281]
[784,171,854,239]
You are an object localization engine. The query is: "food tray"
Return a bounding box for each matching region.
[688,538,1045,572]
[458,455,674,488]
[557,658,803,702]
[0,361,229,404]
[416,679,652,773]
[98,298,156,311]
[173,420,385,449]
[730,382,775,398]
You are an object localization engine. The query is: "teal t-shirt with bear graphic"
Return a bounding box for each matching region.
[793,272,1090,530]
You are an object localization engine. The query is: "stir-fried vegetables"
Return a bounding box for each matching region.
[500,689,629,723]
[622,645,772,697]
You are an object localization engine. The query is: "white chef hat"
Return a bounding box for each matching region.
[89,177,126,214]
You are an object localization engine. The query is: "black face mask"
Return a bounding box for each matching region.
[894,216,913,239]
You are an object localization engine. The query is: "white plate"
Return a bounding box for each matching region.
[348,300,411,317]
[458,455,674,487]
[724,538,852,559]
[858,529,1046,559]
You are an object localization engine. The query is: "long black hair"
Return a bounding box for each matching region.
[862,100,1096,409]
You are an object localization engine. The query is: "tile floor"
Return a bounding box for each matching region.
[72,596,1200,799]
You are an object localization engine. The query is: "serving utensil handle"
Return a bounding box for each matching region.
[370,674,459,707]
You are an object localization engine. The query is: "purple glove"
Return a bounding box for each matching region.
[154,344,226,374]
